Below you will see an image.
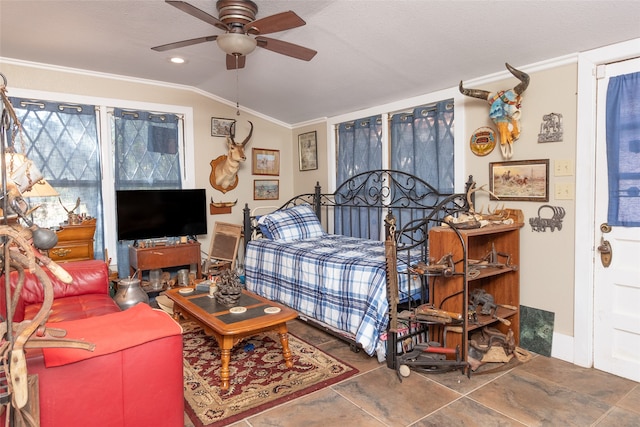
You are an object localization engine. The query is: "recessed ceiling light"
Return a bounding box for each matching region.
[170,57,185,64]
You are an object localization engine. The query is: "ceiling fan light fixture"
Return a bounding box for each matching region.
[216,33,257,56]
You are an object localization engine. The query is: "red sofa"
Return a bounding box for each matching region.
[1,260,184,427]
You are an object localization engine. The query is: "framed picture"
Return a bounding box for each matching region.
[489,159,549,201]
[253,179,279,200]
[211,117,235,137]
[298,131,318,171]
[252,148,280,175]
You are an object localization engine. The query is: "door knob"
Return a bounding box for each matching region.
[598,223,612,268]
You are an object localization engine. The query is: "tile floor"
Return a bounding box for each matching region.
[185,319,640,427]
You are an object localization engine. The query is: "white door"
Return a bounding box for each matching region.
[593,57,640,382]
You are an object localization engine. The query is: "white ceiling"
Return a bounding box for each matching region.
[1,1,639,126]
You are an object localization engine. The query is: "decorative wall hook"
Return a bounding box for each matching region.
[529,205,565,232]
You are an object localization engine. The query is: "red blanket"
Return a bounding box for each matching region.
[42,303,182,367]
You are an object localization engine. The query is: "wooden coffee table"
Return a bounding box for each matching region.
[165,287,298,391]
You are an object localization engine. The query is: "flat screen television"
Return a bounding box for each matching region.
[116,189,207,241]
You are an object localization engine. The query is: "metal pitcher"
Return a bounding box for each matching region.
[114,277,149,310]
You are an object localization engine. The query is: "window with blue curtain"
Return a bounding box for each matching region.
[113,108,183,276]
[390,100,454,193]
[606,71,640,227]
[336,116,383,238]
[389,100,455,234]
[113,108,182,189]
[8,97,105,260]
[335,99,454,237]
[337,116,383,184]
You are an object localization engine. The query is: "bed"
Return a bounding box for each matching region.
[243,170,470,362]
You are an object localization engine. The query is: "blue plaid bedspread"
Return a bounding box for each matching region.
[245,234,420,356]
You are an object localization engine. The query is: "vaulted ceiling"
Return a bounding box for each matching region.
[1,1,639,125]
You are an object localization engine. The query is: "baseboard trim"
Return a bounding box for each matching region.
[550,332,577,364]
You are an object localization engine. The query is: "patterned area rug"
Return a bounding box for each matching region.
[182,322,358,427]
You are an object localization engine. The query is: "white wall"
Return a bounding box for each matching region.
[0,59,295,269]
[463,61,578,339]
[298,58,582,362]
[6,38,639,365]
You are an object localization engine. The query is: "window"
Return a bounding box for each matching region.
[112,108,184,277]
[337,115,383,185]
[389,101,455,193]
[113,108,182,190]
[333,100,455,237]
[337,100,454,191]
[9,97,105,259]
[606,71,640,226]
[7,94,192,271]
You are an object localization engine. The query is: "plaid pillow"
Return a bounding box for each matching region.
[255,215,274,239]
[261,204,325,241]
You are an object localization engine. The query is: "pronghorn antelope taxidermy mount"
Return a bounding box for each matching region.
[210,121,253,193]
[459,63,530,159]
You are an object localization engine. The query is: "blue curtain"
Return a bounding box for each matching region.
[335,101,454,237]
[337,116,383,184]
[390,100,454,193]
[335,116,383,238]
[113,108,183,277]
[606,71,640,227]
[113,108,182,189]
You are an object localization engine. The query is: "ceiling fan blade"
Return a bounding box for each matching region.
[166,1,228,31]
[151,35,218,52]
[226,54,246,70]
[256,36,317,61]
[245,11,305,35]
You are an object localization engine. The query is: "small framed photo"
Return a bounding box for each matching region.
[254,179,279,200]
[211,117,235,137]
[298,131,318,171]
[489,159,549,202]
[252,148,280,176]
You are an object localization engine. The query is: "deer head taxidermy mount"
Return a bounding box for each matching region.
[210,121,253,193]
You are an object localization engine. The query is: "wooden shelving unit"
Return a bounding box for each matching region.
[428,223,522,361]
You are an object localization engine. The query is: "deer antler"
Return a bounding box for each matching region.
[59,197,80,214]
[467,184,500,214]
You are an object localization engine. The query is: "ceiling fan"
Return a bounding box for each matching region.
[152,0,317,70]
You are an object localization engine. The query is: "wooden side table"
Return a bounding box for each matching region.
[129,241,201,281]
[48,218,96,262]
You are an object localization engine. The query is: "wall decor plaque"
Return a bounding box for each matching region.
[470,127,496,156]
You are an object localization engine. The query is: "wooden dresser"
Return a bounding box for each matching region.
[48,218,97,262]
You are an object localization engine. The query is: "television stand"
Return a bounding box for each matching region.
[129,241,201,281]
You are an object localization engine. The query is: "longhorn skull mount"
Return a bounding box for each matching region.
[460,63,530,159]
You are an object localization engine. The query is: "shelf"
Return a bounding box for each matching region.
[467,265,517,280]
[210,204,232,215]
[467,306,518,332]
[428,223,521,366]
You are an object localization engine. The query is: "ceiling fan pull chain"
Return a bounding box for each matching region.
[235,55,240,116]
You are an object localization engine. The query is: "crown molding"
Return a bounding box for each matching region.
[0,56,292,129]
